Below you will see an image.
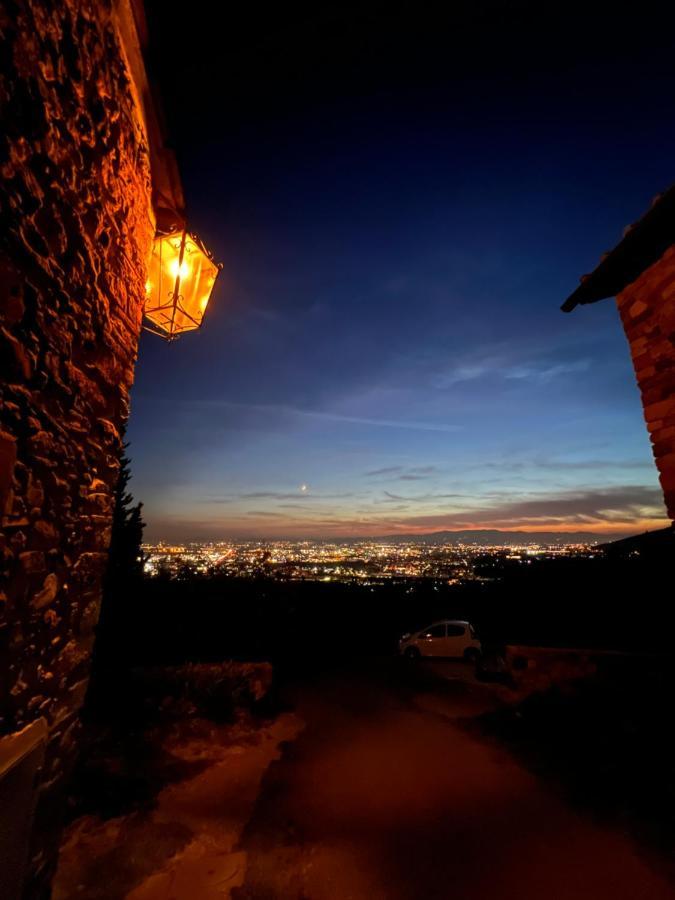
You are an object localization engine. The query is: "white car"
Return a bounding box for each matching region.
[399,619,481,661]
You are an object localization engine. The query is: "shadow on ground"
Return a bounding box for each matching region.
[472,657,675,881]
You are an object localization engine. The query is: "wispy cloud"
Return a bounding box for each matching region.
[480,456,655,473]
[239,490,355,501]
[431,340,593,389]
[145,480,669,540]
[365,465,438,481]
[202,490,358,504]
[503,360,591,382]
[392,485,667,529]
[194,400,463,434]
[382,490,467,503]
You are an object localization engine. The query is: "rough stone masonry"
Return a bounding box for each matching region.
[0,0,154,895]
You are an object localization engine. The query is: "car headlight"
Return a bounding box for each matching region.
[400,632,411,641]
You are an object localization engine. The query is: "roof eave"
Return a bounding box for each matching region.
[562,184,675,312]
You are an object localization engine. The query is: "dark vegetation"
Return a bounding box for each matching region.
[68,660,273,822]
[92,444,145,668]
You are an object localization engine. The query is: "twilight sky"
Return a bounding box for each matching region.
[131,3,675,540]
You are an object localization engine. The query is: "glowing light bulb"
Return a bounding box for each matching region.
[145,280,152,294]
[169,259,190,280]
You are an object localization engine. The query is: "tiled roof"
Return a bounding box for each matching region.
[562,184,675,311]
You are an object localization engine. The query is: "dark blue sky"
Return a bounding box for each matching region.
[131,3,675,539]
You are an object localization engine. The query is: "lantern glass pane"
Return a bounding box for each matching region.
[144,231,220,339]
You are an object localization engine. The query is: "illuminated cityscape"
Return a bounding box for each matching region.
[142,538,602,583]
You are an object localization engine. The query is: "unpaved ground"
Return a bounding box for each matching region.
[55,661,675,899]
[54,714,302,900]
[234,663,675,899]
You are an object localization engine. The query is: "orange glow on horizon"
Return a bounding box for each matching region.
[147,514,672,542]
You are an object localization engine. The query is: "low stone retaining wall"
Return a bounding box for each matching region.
[129,661,275,720]
[502,644,666,699]
[504,645,599,698]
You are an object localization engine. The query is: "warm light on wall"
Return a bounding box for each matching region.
[143,230,222,341]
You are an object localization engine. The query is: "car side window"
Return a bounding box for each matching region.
[446,624,465,638]
[425,624,446,638]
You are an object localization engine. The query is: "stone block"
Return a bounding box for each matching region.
[628,299,648,318]
[644,398,675,424]
[19,551,46,575]
[0,430,17,513]
[31,574,59,610]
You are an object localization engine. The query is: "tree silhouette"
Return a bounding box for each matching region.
[91,440,145,680]
[104,443,145,592]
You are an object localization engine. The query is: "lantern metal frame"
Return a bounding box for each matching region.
[143,227,222,342]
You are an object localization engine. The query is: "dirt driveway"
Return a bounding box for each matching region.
[55,661,675,899]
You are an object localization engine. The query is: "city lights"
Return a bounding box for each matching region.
[142,539,601,582]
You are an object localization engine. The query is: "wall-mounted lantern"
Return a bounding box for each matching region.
[143,229,222,341]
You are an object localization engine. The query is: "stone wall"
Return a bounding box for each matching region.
[616,245,675,520]
[0,1,153,895]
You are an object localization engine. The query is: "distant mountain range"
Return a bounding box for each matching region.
[371,529,644,546]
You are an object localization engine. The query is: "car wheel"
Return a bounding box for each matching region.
[463,647,480,663]
[404,646,421,661]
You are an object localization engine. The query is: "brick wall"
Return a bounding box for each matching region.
[0,1,154,895]
[616,245,675,520]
